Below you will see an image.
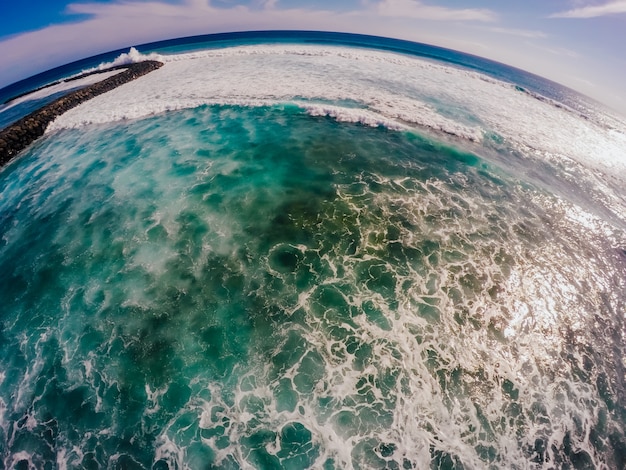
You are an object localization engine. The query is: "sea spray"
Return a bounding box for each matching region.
[1,105,624,468]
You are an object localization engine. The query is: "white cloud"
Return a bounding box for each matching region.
[0,0,498,91]
[529,43,580,59]
[66,0,217,17]
[0,0,623,115]
[0,1,339,89]
[376,0,497,22]
[262,0,279,9]
[550,0,626,18]
[486,27,547,39]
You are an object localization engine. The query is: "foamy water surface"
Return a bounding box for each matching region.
[1,40,625,469]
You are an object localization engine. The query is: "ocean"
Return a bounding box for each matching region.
[0,31,625,469]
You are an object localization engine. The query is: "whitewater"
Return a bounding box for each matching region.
[47,44,626,227]
[1,35,625,469]
[50,46,626,175]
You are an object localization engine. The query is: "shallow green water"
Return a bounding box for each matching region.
[0,105,625,469]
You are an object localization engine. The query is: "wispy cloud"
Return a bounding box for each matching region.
[550,0,626,18]
[376,0,497,22]
[0,0,621,113]
[0,0,338,88]
[67,0,215,17]
[487,27,547,39]
[530,43,580,59]
[0,0,499,90]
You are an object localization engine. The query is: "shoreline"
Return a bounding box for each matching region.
[0,60,163,169]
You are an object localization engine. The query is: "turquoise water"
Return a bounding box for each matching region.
[1,104,624,468]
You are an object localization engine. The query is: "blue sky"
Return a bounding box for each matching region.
[1,0,625,114]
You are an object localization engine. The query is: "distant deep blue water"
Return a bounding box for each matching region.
[1,31,625,469]
[0,31,589,119]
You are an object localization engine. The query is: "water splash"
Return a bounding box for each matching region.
[1,105,624,468]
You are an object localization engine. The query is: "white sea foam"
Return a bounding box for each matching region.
[1,69,125,111]
[5,100,625,467]
[5,451,35,470]
[48,45,626,180]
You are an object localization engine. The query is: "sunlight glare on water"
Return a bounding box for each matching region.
[0,35,625,470]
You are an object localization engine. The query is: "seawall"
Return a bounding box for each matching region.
[0,60,163,168]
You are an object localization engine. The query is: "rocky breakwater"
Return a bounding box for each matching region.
[0,60,163,168]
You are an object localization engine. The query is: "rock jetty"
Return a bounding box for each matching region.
[0,60,163,168]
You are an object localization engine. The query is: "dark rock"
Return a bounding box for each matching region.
[0,60,163,168]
